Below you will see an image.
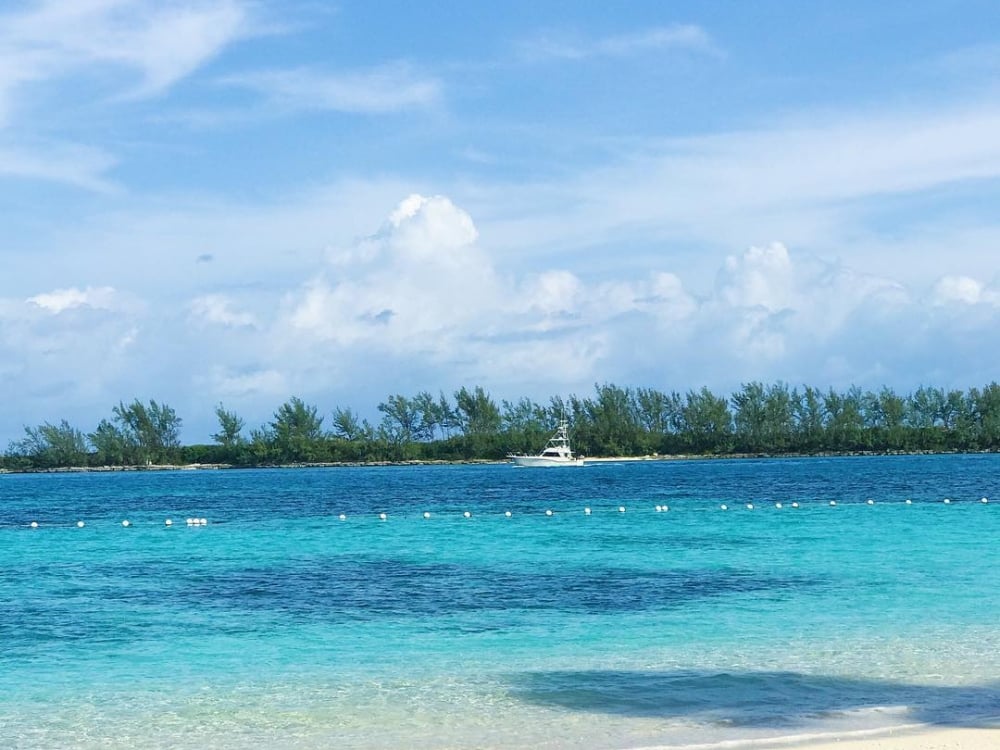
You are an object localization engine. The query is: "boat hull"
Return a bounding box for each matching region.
[510,455,586,467]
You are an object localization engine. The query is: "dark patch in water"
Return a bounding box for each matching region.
[172,558,816,621]
[508,669,1000,728]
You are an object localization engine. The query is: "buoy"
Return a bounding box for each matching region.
[77,520,85,528]
[746,503,754,510]
[199,518,208,526]
[720,504,728,510]
[423,512,431,519]
[30,521,38,529]
[545,509,553,516]
[654,505,661,512]
[584,507,591,515]
[185,518,194,525]
[504,510,512,518]
[339,514,346,521]
[463,511,471,519]
[775,502,783,509]
[122,520,131,527]
[662,505,669,512]
[829,501,837,507]
[618,506,626,513]
[165,519,173,526]
[791,502,799,508]
[379,512,387,521]
[982,497,989,504]
[867,499,875,505]
[943,498,952,504]
[905,499,912,505]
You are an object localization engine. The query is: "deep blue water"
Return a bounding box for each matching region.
[1,455,998,749]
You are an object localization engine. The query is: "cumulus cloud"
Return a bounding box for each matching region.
[26,285,119,314]
[3,194,999,445]
[930,275,1000,307]
[189,294,257,328]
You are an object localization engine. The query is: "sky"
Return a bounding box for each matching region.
[2,0,999,444]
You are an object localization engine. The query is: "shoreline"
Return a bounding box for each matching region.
[634,722,1000,750]
[1,449,997,475]
[783,724,999,750]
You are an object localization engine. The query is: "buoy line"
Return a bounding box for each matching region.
[6,497,991,532]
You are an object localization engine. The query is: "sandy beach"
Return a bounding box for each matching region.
[785,725,1000,750]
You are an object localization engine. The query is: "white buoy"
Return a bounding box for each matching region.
[791,502,799,508]
[829,501,837,507]
[775,502,783,509]
[654,505,662,512]
[423,512,431,519]
[720,504,728,511]
[199,518,208,526]
[867,499,875,505]
[379,512,387,521]
[185,517,194,525]
[662,505,669,512]
[618,506,626,513]
[905,499,912,505]
[30,521,38,529]
[982,497,989,504]
[77,520,85,528]
[545,509,553,516]
[504,510,512,518]
[339,513,346,521]
[584,507,591,515]
[165,519,172,526]
[122,520,131,527]
[463,511,471,519]
[943,498,952,504]
[746,503,754,510]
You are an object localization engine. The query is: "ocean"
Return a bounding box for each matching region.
[1,454,998,749]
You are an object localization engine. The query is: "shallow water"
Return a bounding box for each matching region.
[1,455,998,748]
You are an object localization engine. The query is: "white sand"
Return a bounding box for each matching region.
[789,726,1000,750]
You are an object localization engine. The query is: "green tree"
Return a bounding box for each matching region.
[9,420,89,468]
[212,404,245,448]
[111,399,183,464]
[89,418,132,465]
[270,397,325,462]
[682,387,732,453]
[732,382,767,452]
[454,386,501,435]
[331,406,364,441]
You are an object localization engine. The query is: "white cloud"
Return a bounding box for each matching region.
[3,192,999,445]
[929,275,1000,308]
[201,366,288,398]
[189,294,257,328]
[26,285,119,313]
[284,194,499,350]
[0,141,117,191]
[516,24,717,63]
[221,63,442,114]
[0,0,249,100]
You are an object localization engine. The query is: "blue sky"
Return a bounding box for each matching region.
[2,0,1000,444]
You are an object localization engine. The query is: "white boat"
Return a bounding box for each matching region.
[508,419,586,467]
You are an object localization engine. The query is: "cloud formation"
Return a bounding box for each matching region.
[2,192,999,443]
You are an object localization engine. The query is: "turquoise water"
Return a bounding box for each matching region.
[1,455,998,749]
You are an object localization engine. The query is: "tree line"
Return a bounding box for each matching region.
[3,382,1000,470]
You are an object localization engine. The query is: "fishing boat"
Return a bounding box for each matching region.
[508,419,586,467]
